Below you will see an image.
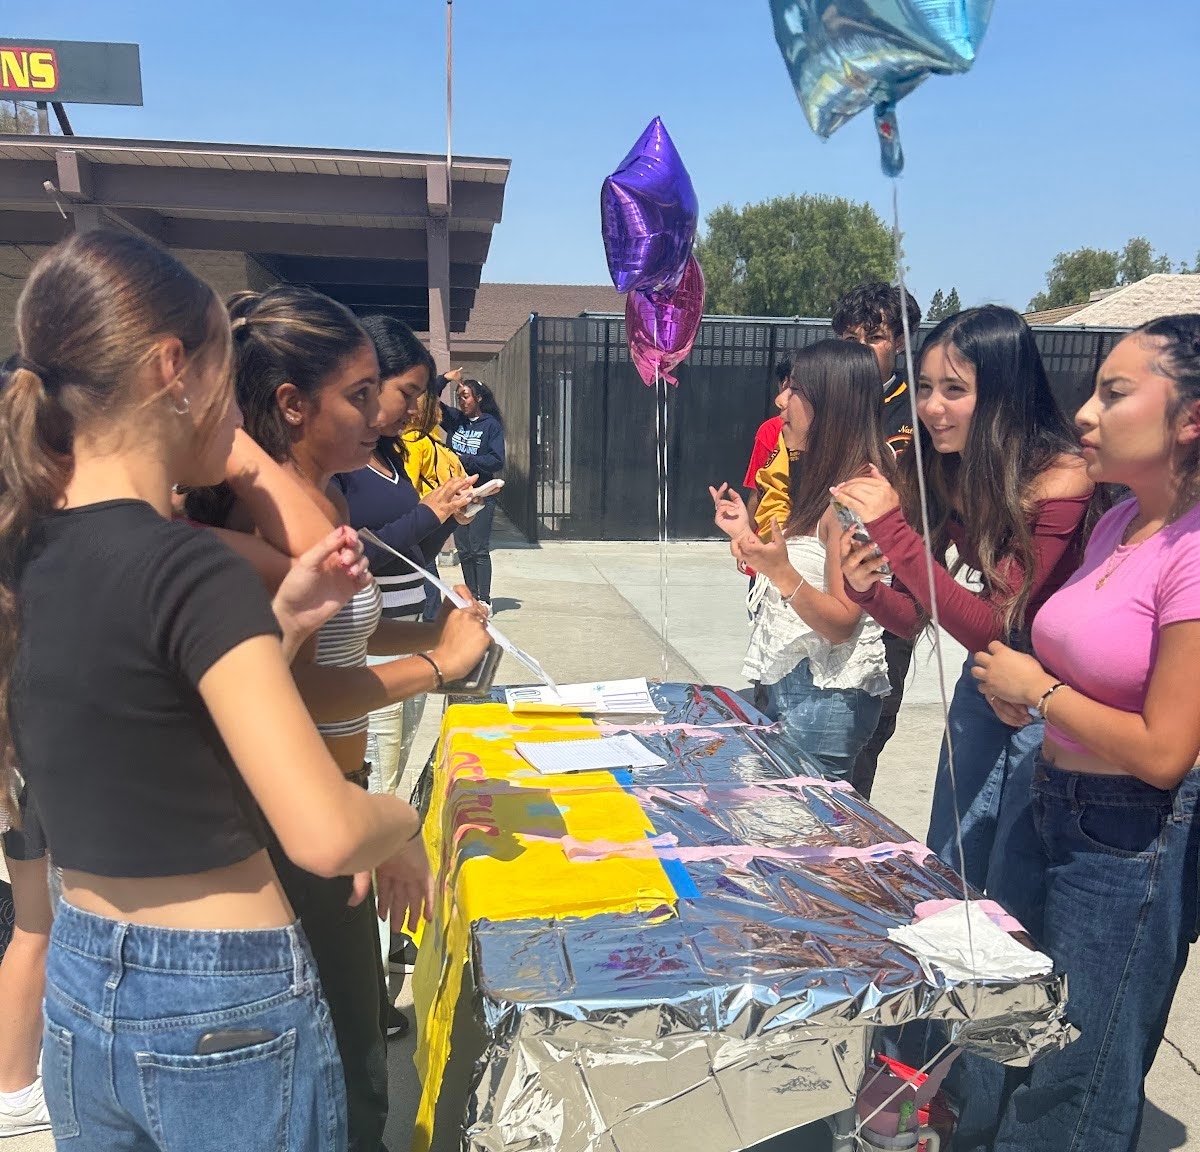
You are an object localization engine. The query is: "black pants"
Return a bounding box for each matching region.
[454,497,496,603]
[850,630,914,800]
[269,792,389,1152]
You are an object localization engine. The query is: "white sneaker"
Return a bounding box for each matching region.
[481,601,493,618]
[0,1076,51,1136]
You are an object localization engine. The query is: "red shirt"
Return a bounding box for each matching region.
[743,416,784,489]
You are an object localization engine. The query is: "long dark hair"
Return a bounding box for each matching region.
[460,379,504,429]
[785,340,896,536]
[1134,313,1200,518]
[185,286,368,527]
[227,286,368,463]
[0,230,223,812]
[359,314,439,441]
[898,305,1082,633]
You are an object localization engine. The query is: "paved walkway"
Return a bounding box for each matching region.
[4,532,1196,1151]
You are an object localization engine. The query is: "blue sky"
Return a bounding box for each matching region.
[7,1,1198,312]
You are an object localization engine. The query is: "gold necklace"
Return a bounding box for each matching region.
[1095,517,1161,588]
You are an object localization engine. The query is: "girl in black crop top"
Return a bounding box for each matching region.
[0,231,433,1152]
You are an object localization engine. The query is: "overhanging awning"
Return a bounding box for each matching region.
[0,135,510,333]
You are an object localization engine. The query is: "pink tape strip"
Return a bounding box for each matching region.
[913,899,1025,935]
[517,831,933,868]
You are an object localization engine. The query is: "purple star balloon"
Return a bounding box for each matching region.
[601,117,699,296]
[626,256,706,387]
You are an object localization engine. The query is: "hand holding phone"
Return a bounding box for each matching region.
[831,498,892,577]
[461,478,504,519]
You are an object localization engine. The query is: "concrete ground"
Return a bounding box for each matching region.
[3,526,1196,1150]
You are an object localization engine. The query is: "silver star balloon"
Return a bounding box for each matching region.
[769,0,995,174]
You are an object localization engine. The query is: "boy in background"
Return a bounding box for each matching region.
[831,282,923,800]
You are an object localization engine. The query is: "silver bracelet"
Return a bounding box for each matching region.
[783,577,805,608]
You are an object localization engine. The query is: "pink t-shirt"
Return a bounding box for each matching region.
[1032,498,1200,754]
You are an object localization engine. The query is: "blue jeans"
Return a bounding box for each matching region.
[760,658,884,782]
[42,901,346,1152]
[927,658,1044,921]
[953,762,1200,1152]
[454,497,496,603]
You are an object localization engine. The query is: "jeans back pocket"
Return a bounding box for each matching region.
[136,1029,296,1152]
[42,1018,81,1140]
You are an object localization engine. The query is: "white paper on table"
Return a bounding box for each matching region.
[357,528,557,690]
[514,734,666,775]
[504,677,662,715]
[888,901,1053,983]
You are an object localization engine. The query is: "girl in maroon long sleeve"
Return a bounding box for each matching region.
[832,306,1096,921]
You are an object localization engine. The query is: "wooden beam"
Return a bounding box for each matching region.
[55,151,93,201]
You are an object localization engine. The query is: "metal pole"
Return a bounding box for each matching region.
[36,101,50,134]
[445,0,453,214]
[51,102,73,135]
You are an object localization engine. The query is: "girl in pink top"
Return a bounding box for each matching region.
[962,315,1200,1151]
[833,307,1095,907]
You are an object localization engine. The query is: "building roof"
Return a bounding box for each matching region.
[1050,274,1200,328]
[450,282,624,358]
[0,135,510,332]
[1023,302,1089,326]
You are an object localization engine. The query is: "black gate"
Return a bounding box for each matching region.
[484,316,1127,543]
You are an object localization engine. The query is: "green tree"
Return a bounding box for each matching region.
[1027,246,1120,312]
[694,194,893,317]
[1118,236,1172,284]
[0,100,37,134]
[926,287,962,321]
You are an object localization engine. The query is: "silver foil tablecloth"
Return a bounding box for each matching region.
[416,684,1070,1152]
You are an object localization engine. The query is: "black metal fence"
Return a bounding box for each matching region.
[482,315,1128,543]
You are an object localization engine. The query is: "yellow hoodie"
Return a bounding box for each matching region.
[401,426,465,495]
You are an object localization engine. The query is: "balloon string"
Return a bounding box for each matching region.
[891,182,976,987]
[653,317,670,680]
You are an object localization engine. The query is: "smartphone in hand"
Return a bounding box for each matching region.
[462,478,505,519]
[831,499,892,577]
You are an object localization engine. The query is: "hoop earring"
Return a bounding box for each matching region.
[173,396,191,416]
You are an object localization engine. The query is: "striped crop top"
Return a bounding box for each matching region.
[314,580,383,739]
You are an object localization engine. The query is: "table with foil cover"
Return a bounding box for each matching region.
[409,684,1070,1152]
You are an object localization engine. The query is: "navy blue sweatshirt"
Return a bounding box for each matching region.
[450,414,505,484]
[333,440,457,618]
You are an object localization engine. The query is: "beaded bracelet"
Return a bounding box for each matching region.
[415,651,445,692]
[1036,682,1066,721]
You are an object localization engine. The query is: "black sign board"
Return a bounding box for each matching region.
[0,38,142,106]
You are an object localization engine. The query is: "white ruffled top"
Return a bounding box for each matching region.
[742,535,891,695]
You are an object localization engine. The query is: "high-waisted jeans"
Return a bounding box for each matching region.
[41,900,346,1151]
[953,762,1200,1152]
[760,657,885,782]
[927,657,1045,933]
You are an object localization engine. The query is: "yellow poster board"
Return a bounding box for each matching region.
[410,704,681,1151]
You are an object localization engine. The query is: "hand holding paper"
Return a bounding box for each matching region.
[357,528,558,690]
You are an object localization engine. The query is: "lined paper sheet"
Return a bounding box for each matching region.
[514,734,666,775]
[505,678,661,715]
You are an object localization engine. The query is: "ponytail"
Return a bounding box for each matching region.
[0,360,73,810]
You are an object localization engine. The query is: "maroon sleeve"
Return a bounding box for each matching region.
[859,498,1090,651]
[743,420,778,489]
[845,576,924,639]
